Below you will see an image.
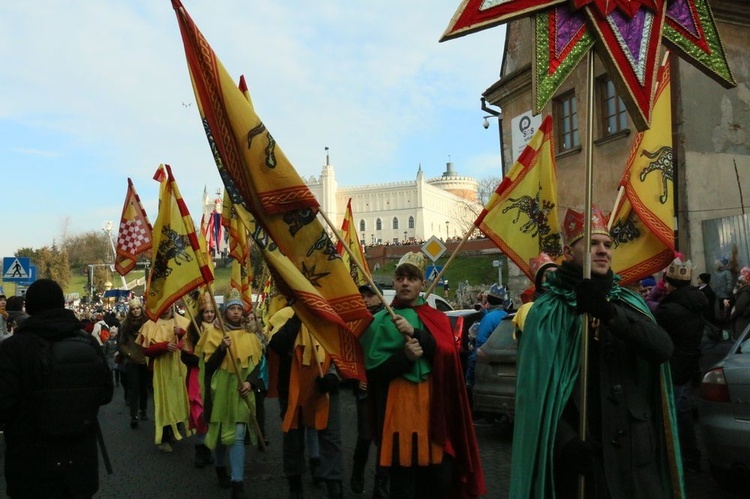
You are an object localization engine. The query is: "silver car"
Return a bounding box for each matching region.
[698,324,750,487]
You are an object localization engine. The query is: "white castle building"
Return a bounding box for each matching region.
[307,153,482,245]
[203,154,482,245]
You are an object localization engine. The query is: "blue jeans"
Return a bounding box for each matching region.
[213,423,246,481]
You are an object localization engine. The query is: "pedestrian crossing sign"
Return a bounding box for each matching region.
[2,257,31,282]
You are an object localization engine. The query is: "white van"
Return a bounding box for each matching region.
[380,289,454,312]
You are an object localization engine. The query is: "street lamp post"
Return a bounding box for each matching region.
[403,231,407,243]
[492,259,503,287]
[445,220,450,240]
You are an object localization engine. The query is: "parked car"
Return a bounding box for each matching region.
[471,313,518,423]
[698,323,750,488]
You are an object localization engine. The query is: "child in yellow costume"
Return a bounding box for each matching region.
[137,305,190,452]
[196,289,263,499]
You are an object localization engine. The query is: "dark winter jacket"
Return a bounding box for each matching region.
[729,285,750,339]
[699,285,717,324]
[118,311,148,364]
[654,285,706,385]
[0,308,113,498]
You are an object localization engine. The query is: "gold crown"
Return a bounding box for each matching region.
[665,258,693,282]
[224,287,244,308]
[396,251,426,275]
[562,206,610,246]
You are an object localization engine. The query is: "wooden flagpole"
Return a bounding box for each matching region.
[577,49,596,499]
[424,226,476,298]
[316,209,398,321]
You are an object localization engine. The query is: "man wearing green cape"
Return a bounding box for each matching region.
[510,207,685,498]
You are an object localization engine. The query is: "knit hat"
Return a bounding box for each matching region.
[640,276,657,288]
[665,258,693,287]
[358,283,383,296]
[224,288,244,309]
[562,206,610,246]
[395,252,426,279]
[128,297,142,308]
[739,267,750,285]
[25,278,65,315]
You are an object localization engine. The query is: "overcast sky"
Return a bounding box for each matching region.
[0,1,506,262]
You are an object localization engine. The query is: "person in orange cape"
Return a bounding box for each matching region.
[359,252,485,499]
[268,304,343,499]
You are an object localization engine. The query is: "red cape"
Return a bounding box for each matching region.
[403,300,486,498]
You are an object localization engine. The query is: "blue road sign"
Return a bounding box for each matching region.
[2,257,31,282]
[425,265,444,283]
[16,264,37,287]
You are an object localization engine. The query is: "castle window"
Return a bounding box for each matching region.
[408,216,414,229]
[359,219,366,232]
[376,218,382,231]
[392,217,399,230]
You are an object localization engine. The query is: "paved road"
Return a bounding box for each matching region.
[0,384,744,498]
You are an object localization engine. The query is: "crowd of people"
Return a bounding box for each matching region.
[5,206,750,498]
[0,250,487,499]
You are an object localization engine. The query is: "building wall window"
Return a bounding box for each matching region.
[408,216,415,229]
[359,219,366,232]
[376,218,382,231]
[599,76,628,136]
[555,91,579,152]
[392,217,399,230]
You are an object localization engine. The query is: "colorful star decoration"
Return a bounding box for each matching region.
[441,0,735,131]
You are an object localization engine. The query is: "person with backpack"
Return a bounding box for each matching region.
[0,278,114,498]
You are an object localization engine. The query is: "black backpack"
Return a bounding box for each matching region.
[32,331,111,438]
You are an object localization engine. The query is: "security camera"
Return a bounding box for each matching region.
[482,117,490,129]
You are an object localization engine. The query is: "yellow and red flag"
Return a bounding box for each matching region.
[172,2,370,341]
[610,60,675,284]
[115,178,153,276]
[336,198,371,287]
[223,191,254,314]
[474,115,562,280]
[145,164,214,321]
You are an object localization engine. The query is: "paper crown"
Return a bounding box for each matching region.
[529,252,557,277]
[665,257,693,282]
[198,291,213,311]
[396,251,426,275]
[224,288,244,309]
[562,207,610,245]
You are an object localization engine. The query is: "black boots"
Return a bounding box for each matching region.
[231,480,247,499]
[194,444,213,468]
[350,465,365,494]
[351,438,370,493]
[373,475,389,499]
[216,466,232,489]
[326,480,343,499]
[288,475,304,499]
